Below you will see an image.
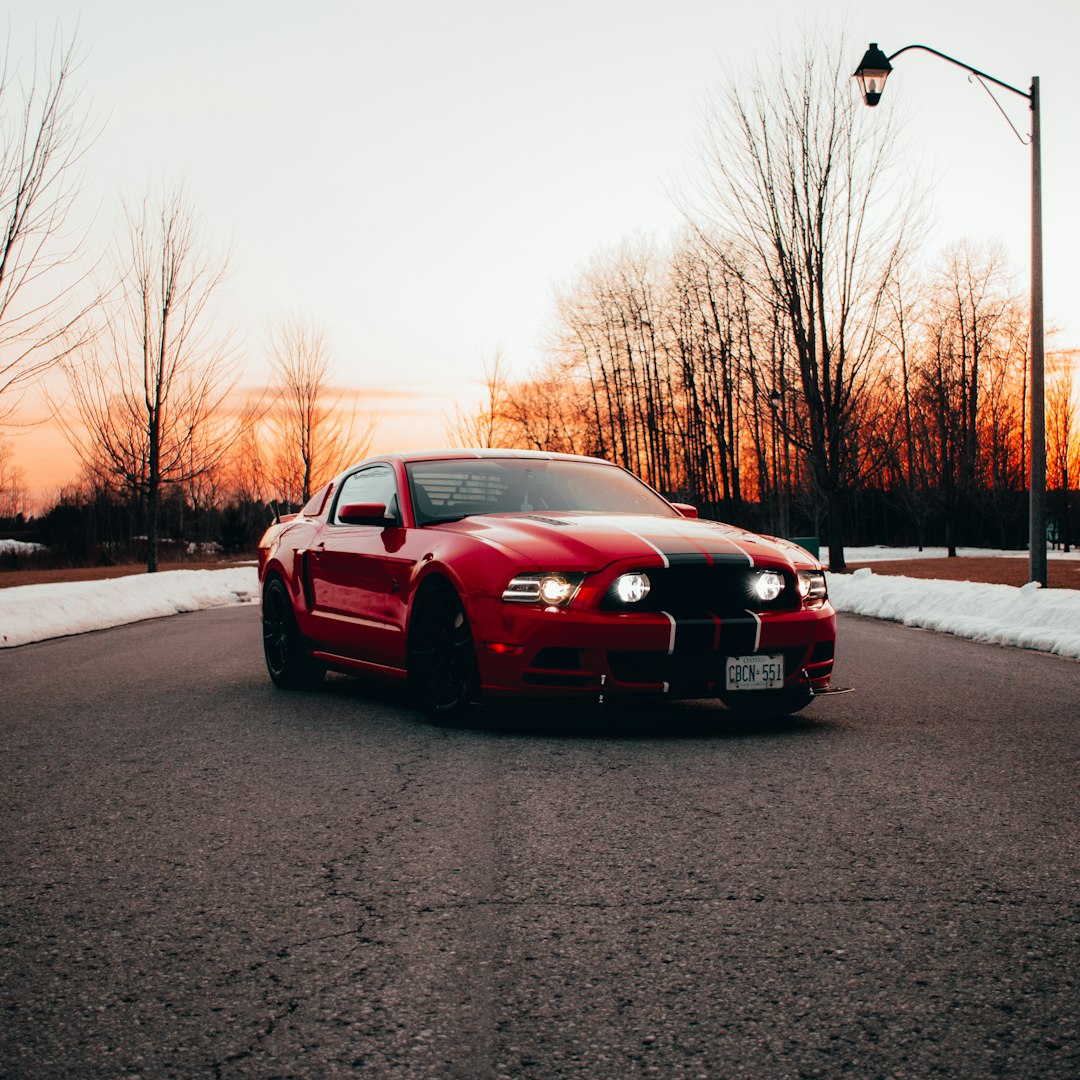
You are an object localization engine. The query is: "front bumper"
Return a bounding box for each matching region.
[469,595,837,700]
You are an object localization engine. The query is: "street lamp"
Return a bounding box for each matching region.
[853,43,1046,586]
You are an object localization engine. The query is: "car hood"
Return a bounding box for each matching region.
[437,512,820,572]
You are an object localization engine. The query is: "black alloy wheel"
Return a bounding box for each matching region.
[262,577,325,690]
[408,582,479,715]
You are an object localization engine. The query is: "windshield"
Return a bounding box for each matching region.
[405,458,679,526]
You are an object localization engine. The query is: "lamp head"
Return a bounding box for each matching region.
[853,43,893,106]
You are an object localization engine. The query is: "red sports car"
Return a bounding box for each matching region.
[258,450,839,716]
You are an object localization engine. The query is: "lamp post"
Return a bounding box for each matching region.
[853,43,1046,586]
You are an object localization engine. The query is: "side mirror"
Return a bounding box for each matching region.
[338,502,391,526]
[671,502,698,519]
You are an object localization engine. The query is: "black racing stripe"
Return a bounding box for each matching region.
[717,615,759,657]
[664,611,759,691]
[664,613,716,692]
[669,613,718,654]
[664,550,712,566]
[669,612,758,658]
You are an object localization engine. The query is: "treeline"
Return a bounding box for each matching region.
[450,38,1079,565]
[457,239,1077,555]
[2,31,1078,572]
[0,314,376,567]
[0,481,274,570]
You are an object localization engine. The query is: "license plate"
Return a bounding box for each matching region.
[725,654,785,690]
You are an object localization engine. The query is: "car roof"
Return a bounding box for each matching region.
[343,448,618,470]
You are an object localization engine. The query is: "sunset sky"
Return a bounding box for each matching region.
[5,0,1079,506]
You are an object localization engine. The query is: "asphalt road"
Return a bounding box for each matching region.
[1,607,1077,1079]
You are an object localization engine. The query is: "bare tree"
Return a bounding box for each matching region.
[666,230,757,512]
[265,317,373,506]
[0,31,97,419]
[222,389,271,503]
[908,245,1027,553]
[1046,350,1078,552]
[875,260,940,547]
[939,244,1015,518]
[689,31,912,570]
[62,186,238,571]
[0,436,28,517]
[548,241,683,493]
[498,362,597,456]
[446,349,511,448]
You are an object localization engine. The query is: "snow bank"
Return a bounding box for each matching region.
[1,553,1079,662]
[828,569,1080,660]
[0,566,259,648]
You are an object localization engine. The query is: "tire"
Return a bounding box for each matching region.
[719,689,814,719]
[407,581,479,715]
[262,576,325,690]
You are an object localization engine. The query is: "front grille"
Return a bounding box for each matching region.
[522,672,596,688]
[608,646,809,688]
[601,562,799,616]
[522,647,592,687]
[531,647,582,671]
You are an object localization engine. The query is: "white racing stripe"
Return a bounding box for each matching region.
[612,521,671,567]
[662,611,676,654]
[724,535,755,566]
[746,610,762,651]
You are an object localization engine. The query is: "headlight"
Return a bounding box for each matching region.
[753,570,784,602]
[502,572,585,606]
[612,571,651,604]
[797,569,828,602]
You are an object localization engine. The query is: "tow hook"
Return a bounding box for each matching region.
[804,669,854,696]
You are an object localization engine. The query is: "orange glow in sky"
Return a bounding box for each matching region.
[8,380,476,510]
[4,1,1079,512]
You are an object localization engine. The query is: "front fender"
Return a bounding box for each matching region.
[404,539,518,628]
[259,521,319,608]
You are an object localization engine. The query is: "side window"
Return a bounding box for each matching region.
[333,465,398,524]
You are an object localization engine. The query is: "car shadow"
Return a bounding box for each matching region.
[315,674,833,741]
[450,699,831,741]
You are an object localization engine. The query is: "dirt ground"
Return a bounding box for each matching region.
[846,556,1080,590]
[2,555,1077,591]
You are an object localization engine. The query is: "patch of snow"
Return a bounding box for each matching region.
[825,545,1080,562]
[828,568,1080,661]
[0,567,259,648]
[0,549,1077,661]
[186,540,223,556]
[0,539,44,556]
